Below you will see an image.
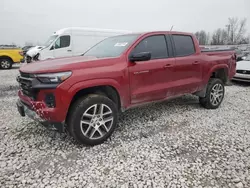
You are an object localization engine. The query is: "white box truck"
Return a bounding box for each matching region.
[28,27,131,62]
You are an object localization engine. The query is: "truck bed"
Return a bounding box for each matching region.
[201,48,236,57]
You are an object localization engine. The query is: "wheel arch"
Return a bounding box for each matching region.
[69,85,121,110]
[65,80,125,124]
[195,65,229,98]
[210,67,228,84]
[0,55,14,63]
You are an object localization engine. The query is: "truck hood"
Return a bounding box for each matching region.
[19,56,102,73]
[236,60,250,71]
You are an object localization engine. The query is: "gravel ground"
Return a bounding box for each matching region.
[0,64,250,188]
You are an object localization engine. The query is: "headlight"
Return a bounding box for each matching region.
[35,71,72,84]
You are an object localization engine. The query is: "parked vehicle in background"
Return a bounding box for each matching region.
[243,50,250,57]
[34,27,131,61]
[0,44,18,48]
[235,49,245,61]
[0,48,24,69]
[17,31,236,145]
[22,45,34,56]
[232,55,250,82]
[26,46,44,63]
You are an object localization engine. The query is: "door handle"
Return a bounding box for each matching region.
[67,49,72,52]
[193,61,200,65]
[134,70,149,75]
[164,64,173,68]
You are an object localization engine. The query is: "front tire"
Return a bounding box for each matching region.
[26,56,32,63]
[67,94,118,146]
[0,58,12,69]
[199,78,225,109]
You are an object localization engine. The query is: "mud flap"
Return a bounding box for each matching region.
[17,102,25,117]
[193,85,207,98]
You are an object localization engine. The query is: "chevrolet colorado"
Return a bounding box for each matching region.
[16,31,236,145]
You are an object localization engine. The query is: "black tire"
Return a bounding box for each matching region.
[67,94,118,146]
[0,58,13,69]
[26,56,32,63]
[199,78,225,109]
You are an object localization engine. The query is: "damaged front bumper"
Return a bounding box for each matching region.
[16,99,65,132]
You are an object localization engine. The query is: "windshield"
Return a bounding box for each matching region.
[44,35,58,47]
[83,34,139,58]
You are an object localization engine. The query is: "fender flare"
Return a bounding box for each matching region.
[0,54,13,62]
[67,78,124,106]
[205,64,229,83]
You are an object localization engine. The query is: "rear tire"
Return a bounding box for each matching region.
[67,94,118,146]
[199,78,225,109]
[0,58,12,69]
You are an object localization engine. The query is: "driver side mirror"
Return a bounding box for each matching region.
[129,52,151,62]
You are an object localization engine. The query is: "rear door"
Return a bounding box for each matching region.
[53,35,73,58]
[171,34,202,95]
[128,35,175,104]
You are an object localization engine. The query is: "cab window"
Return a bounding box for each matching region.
[54,35,70,49]
[132,35,168,59]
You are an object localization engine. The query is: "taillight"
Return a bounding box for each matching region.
[19,51,24,56]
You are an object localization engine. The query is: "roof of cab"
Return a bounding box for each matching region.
[131,30,194,36]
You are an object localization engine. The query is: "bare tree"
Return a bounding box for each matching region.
[211,29,228,45]
[227,17,247,44]
[197,17,248,45]
[239,36,250,44]
[194,30,210,45]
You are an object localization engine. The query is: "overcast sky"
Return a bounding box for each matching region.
[1,0,249,46]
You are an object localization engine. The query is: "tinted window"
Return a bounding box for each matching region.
[55,35,70,49]
[132,35,168,59]
[173,35,195,56]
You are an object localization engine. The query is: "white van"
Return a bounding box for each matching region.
[38,27,131,61]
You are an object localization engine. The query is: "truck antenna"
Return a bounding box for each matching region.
[170,25,174,31]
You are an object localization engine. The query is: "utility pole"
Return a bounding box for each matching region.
[225,24,230,44]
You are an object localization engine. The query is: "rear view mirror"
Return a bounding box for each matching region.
[129,52,151,62]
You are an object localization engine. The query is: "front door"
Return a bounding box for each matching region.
[53,35,73,58]
[128,35,175,104]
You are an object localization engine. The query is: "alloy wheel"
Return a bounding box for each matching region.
[210,83,224,106]
[1,60,11,69]
[80,104,114,140]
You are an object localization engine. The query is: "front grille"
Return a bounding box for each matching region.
[18,72,37,99]
[236,70,250,74]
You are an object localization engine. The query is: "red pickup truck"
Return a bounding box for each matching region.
[17,31,236,145]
